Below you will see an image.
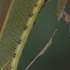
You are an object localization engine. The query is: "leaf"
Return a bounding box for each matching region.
[0,0,45,70]
[54,0,68,22]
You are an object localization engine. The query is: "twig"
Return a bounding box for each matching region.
[25,29,57,70]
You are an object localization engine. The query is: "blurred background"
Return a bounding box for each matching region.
[18,0,70,70]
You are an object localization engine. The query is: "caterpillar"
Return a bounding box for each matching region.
[0,0,45,70]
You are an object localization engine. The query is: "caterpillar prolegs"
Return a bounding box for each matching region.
[0,0,45,70]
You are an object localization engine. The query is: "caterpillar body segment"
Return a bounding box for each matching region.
[0,0,45,70]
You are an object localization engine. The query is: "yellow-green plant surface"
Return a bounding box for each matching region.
[0,0,45,70]
[55,0,68,22]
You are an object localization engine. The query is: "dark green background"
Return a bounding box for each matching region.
[18,0,70,70]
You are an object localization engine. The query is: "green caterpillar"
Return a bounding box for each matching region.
[0,0,52,70]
